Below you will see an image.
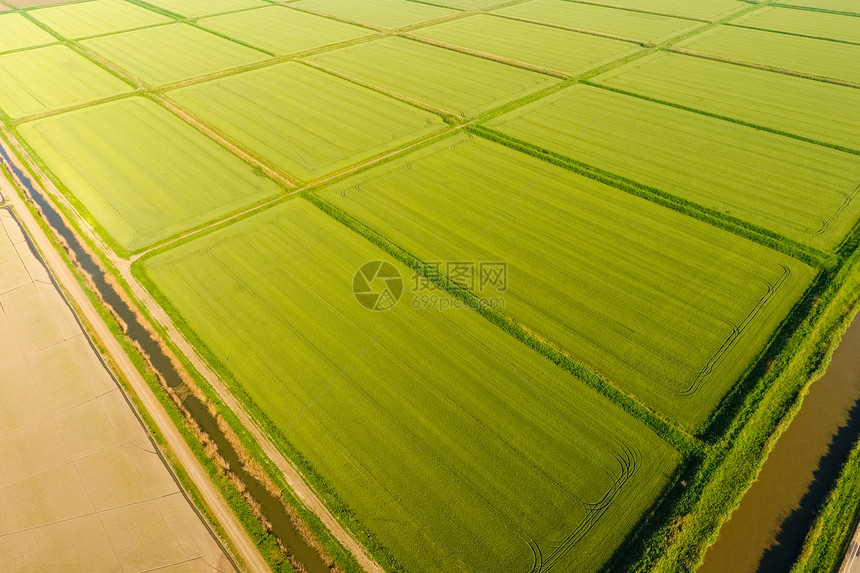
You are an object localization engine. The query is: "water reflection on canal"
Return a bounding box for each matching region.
[700,312,860,573]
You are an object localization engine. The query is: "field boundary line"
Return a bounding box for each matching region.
[299,59,457,119]
[153,94,300,189]
[400,33,569,78]
[667,47,860,90]
[724,21,860,47]
[302,191,699,454]
[13,10,147,89]
[130,123,473,262]
[582,80,860,156]
[487,12,649,44]
[557,0,713,22]
[467,124,834,268]
[771,2,860,18]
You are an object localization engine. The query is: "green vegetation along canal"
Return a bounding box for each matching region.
[700,311,860,573]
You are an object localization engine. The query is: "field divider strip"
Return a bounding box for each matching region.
[129,123,474,263]
[666,47,860,90]
[557,0,713,22]
[471,0,774,127]
[298,59,458,120]
[486,12,650,44]
[724,22,860,47]
[152,94,300,188]
[581,80,860,157]
[467,124,834,268]
[14,10,146,89]
[770,2,860,18]
[301,191,699,455]
[12,91,145,126]
[399,33,569,78]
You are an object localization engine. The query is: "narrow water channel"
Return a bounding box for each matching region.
[0,142,330,573]
[700,313,860,573]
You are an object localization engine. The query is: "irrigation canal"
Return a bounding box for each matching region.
[700,312,860,573]
[0,141,330,573]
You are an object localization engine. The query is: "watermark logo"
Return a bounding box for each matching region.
[354,260,508,312]
[353,260,404,311]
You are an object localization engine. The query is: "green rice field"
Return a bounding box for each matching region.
[0,44,130,119]
[6,1,860,572]
[30,0,170,39]
[305,36,558,117]
[572,0,747,21]
[82,23,269,86]
[0,12,57,53]
[486,85,860,249]
[593,52,860,151]
[140,0,267,18]
[139,198,681,573]
[168,62,445,181]
[317,134,815,427]
[676,26,860,84]
[411,14,642,75]
[18,97,281,252]
[198,6,374,56]
[291,0,456,30]
[730,6,860,44]
[492,0,701,43]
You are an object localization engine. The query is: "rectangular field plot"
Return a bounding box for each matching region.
[0,13,57,53]
[781,0,860,14]
[730,6,860,44]
[0,208,233,572]
[168,62,445,182]
[138,198,681,573]
[676,26,860,84]
[82,23,269,86]
[0,44,130,119]
[30,0,170,39]
[486,85,860,249]
[141,0,266,18]
[574,0,747,20]
[291,0,456,30]
[305,37,558,117]
[594,52,860,151]
[411,14,642,76]
[199,6,374,56]
[318,134,815,428]
[17,97,282,253]
[492,0,701,43]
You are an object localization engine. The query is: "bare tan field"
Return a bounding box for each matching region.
[0,208,235,572]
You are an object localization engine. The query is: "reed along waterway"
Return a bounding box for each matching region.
[700,312,860,573]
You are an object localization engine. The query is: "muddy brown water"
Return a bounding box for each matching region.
[700,313,860,573]
[0,143,330,573]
